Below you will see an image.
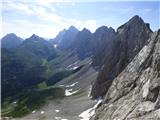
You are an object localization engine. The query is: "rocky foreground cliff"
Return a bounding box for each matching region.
[91,30,160,120]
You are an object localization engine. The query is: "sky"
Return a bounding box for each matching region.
[0,0,160,39]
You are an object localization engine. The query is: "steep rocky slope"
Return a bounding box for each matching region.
[91,15,152,99]
[91,30,160,120]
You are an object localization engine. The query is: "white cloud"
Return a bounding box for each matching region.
[102,6,134,14]
[1,0,97,38]
[102,6,152,15]
[84,20,97,32]
[137,8,152,15]
[31,5,62,24]
[2,2,34,15]
[2,1,62,24]
[2,20,62,38]
[64,19,97,32]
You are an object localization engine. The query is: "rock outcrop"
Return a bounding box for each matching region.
[91,29,160,120]
[91,15,152,99]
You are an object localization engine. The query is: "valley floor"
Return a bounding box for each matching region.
[15,58,98,120]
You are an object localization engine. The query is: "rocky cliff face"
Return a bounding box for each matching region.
[91,15,152,99]
[92,26,116,67]
[91,29,160,120]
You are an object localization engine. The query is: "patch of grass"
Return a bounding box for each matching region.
[37,82,48,90]
[38,115,46,120]
[46,70,74,86]
[1,87,65,118]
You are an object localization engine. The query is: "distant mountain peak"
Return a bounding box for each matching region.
[1,33,23,49]
[69,25,78,30]
[95,26,108,31]
[6,33,17,36]
[95,26,115,33]
[81,28,91,33]
[128,15,144,24]
[117,15,152,33]
[30,34,40,39]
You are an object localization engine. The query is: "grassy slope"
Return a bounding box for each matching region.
[1,87,65,118]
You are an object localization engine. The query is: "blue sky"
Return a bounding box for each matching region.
[1,0,159,38]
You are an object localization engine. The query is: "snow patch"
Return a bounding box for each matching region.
[66,82,79,88]
[65,89,79,96]
[55,117,68,120]
[40,111,45,114]
[88,86,92,97]
[72,66,78,70]
[79,99,102,120]
[54,44,58,48]
[32,110,36,114]
[55,117,61,120]
[13,101,17,104]
[66,61,80,70]
[55,109,60,112]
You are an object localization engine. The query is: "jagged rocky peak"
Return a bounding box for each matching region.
[94,26,115,33]
[71,27,93,59]
[92,29,160,120]
[29,34,42,40]
[95,25,108,31]
[91,15,152,99]
[117,15,152,34]
[25,34,48,43]
[50,29,66,44]
[81,27,91,33]
[68,25,78,31]
[56,25,79,50]
[94,26,116,39]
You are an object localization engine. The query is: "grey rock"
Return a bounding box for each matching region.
[91,15,152,99]
[91,30,160,120]
[92,26,116,67]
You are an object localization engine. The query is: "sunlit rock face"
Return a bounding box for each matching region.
[91,30,160,120]
[91,15,152,99]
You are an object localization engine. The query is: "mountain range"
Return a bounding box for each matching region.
[1,15,160,120]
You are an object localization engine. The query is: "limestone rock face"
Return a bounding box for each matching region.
[91,15,152,99]
[91,30,160,120]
